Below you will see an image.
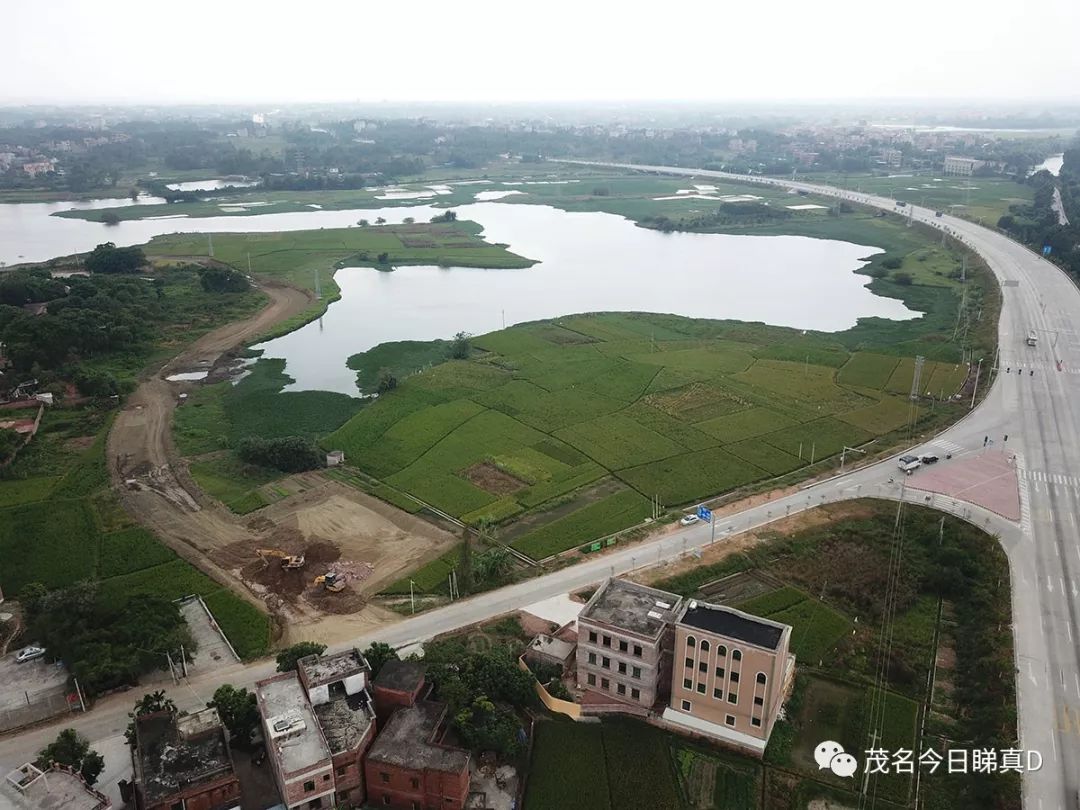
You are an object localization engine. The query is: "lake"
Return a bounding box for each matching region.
[250,202,915,394]
[1032,154,1064,177]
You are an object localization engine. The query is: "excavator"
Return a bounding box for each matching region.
[255,548,306,570]
[312,572,347,592]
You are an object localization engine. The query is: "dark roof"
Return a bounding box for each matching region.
[374,659,424,693]
[680,603,785,650]
[135,710,235,804]
[365,701,469,774]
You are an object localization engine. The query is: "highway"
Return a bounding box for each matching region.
[2,163,1077,809]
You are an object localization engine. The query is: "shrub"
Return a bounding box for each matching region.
[236,436,323,473]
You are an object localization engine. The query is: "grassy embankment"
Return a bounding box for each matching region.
[322,208,995,590]
[166,221,534,510]
[524,502,1017,810]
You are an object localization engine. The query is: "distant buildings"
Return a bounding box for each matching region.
[943,156,984,176]
[131,707,240,810]
[571,578,795,754]
[20,160,56,177]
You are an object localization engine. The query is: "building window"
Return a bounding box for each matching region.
[336,766,345,776]
[717,645,727,657]
[589,631,597,643]
[617,683,626,696]
[323,774,331,781]
[686,635,697,648]
[304,780,316,792]
[681,699,692,711]
[602,635,612,647]
[754,695,764,706]
[382,798,391,807]
[730,671,740,683]
[700,640,710,653]
[410,777,419,789]
[587,673,596,686]
[601,677,610,690]
[728,693,738,704]
[685,656,694,668]
[698,661,707,673]
[618,661,627,675]
[619,640,628,652]
[631,688,640,700]
[380,772,390,784]
[412,803,419,810]
[757,672,767,685]
[308,801,322,810]
[172,803,183,810]
[696,682,706,694]
[713,687,722,699]
[632,666,641,679]
[683,678,693,690]
[725,714,736,727]
[602,656,610,669]
[715,666,725,679]
[588,652,596,665]
[633,644,643,657]
[732,649,742,662]
[751,716,762,728]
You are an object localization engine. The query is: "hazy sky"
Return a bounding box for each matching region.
[4,0,1078,105]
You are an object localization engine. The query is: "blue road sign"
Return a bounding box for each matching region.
[697,505,712,522]
[1043,245,1053,256]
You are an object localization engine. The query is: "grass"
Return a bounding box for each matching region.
[0,500,99,592]
[202,589,272,659]
[736,586,852,664]
[510,489,651,560]
[189,455,282,514]
[98,527,177,577]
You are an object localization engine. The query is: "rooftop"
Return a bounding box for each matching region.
[374,659,425,694]
[3,765,109,810]
[299,648,369,688]
[256,674,331,776]
[579,578,682,639]
[135,709,234,805]
[528,634,575,661]
[313,692,375,754]
[679,601,787,651]
[366,701,469,774]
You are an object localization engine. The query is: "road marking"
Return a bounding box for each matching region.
[1047,575,1055,593]
[1067,622,1073,642]
[1074,673,1079,699]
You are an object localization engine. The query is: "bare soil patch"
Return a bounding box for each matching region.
[463,461,527,495]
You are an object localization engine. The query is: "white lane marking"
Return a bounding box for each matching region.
[1048,576,1055,593]
[1061,577,1067,595]
[1067,622,1073,642]
[1074,673,1079,699]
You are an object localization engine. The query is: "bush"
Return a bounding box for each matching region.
[236,436,324,473]
[84,242,145,274]
[276,641,326,672]
[892,271,914,285]
[881,256,903,270]
[199,266,250,293]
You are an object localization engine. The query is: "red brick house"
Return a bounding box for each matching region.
[372,660,426,722]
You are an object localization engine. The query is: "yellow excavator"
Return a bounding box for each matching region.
[256,548,306,570]
[313,572,346,592]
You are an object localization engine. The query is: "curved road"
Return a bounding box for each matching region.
[1,166,1074,809]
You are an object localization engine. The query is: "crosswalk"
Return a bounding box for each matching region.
[1018,469,1080,487]
[1016,452,1033,535]
[925,439,965,456]
[997,359,1074,374]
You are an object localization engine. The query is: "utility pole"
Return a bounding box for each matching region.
[314,268,322,300]
[247,252,252,275]
[970,358,983,409]
[207,233,214,258]
[409,580,415,614]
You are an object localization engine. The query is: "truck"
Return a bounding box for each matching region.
[1026,329,1038,347]
[897,455,922,474]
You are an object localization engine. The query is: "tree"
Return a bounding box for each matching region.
[403,216,415,224]
[101,212,121,226]
[449,331,471,360]
[375,217,386,225]
[236,436,324,473]
[457,527,474,594]
[376,252,389,264]
[125,691,177,746]
[36,729,105,786]
[473,547,512,587]
[453,695,523,756]
[892,271,914,286]
[208,684,259,747]
[362,642,399,679]
[376,367,398,393]
[881,256,903,270]
[276,641,327,672]
[199,266,250,293]
[430,210,458,223]
[83,242,145,274]
[358,218,370,227]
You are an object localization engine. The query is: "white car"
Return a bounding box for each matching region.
[16,646,45,664]
[679,514,701,526]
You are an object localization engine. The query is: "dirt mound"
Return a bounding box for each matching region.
[464,461,527,495]
[305,586,366,615]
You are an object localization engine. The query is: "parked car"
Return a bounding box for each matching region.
[919,453,940,464]
[679,514,700,526]
[897,455,922,474]
[16,646,45,664]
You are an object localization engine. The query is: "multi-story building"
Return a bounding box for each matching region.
[363,701,471,810]
[297,649,377,808]
[372,659,426,723]
[131,707,241,810]
[943,155,984,176]
[575,578,683,709]
[256,672,337,809]
[662,599,795,754]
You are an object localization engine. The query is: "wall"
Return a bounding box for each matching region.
[517,656,580,719]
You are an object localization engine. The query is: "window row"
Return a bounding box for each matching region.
[585,672,641,700]
[678,700,763,729]
[586,652,643,678]
[586,630,643,657]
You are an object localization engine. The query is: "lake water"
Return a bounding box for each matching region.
[1032,154,1064,176]
[251,202,915,394]
[0,195,918,396]
[165,178,258,191]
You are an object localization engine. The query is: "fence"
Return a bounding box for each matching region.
[0,683,81,734]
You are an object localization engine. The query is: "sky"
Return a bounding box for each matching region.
[3,0,1079,106]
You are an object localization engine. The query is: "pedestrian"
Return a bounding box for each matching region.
[983,435,988,446]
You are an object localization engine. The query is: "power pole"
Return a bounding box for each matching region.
[207,233,214,258]
[314,268,322,300]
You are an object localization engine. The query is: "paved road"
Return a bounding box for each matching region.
[2,164,1076,809]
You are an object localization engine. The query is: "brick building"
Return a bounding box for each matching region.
[372,659,426,723]
[131,708,241,810]
[575,578,683,708]
[363,701,470,810]
[298,649,377,807]
[662,599,795,754]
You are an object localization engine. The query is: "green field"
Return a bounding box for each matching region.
[736,586,853,665]
[0,411,271,660]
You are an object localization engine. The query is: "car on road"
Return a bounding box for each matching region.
[896,201,907,207]
[919,453,940,464]
[16,646,45,664]
[897,454,922,474]
[679,514,700,526]
[935,211,943,217]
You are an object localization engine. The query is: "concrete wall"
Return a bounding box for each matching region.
[363,761,469,810]
[576,618,665,707]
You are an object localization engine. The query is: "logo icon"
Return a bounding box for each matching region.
[814,740,858,778]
